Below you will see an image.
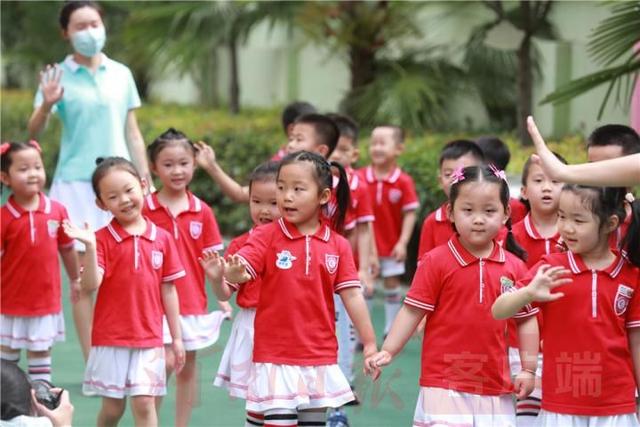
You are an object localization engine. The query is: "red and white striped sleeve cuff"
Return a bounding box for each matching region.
[335,280,361,292]
[203,243,224,253]
[163,270,186,283]
[404,296,434,312]
[627,320,640,328]
[59,241,75,249]
[344,220,357,231]
[513,305,539,319]
[402,202,419,212]
[224,279,240,291]
[356,215,375,224]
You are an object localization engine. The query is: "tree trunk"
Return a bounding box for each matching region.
[228,36,240,115]
[516,0,533,146]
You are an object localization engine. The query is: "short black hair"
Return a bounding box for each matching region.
[326,113,359,143]
[294,114,340,157]
[439,139,485,167]
[249,161,279,193]
[475,136,510,170]
[587,124,640,155]
[281,101,317,135]
[59,1,103,30]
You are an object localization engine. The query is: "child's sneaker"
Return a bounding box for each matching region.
[326,409,349,427]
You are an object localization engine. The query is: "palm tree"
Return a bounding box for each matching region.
[541,1,640,119]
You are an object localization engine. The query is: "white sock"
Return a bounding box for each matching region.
[297,409,326,426]
[28,356,52,382]
[0,351,20,362]
[384,288,402,334]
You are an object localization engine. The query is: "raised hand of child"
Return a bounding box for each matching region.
[39,64,64,108]
[527,264,572,302]
[513,370,536,400]
[62,220,95,248]
[199,250,226,283]
[527,116,566,181]
[390,242,407,263]
[172,338,186,374]
[194,141,217,171]
[224,255,251,284]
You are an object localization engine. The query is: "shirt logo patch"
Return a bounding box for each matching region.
[388,188,402,204]
[151,250,164,270]
[500,276,515,294]
[276,250,296,270]
[189,221,202,239]
[47,219,59,238]
[614,284,633,316]
[325,254,339,275]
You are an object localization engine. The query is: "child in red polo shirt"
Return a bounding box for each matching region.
[417,139,485,260]
[63,157,185,427]
[0,141,80,382]
[142,128,227,426]
[220,151,377,427]
[357,126,419,336]
[200,161,280,427]
[509,153,566,425]
[366,165,539,426]
[493,185,640,426]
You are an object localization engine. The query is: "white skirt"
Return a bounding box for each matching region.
[379,256,406,278]
[413,387,516,427]
[535,410,640,427]
[213,307,255,399]
[162,311,226,351]
[246,363,354,412]
[49,180,112,252]
[83,346,166,398]
[0,313,65,351]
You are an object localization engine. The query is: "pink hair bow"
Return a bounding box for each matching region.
[451,166,465,184]
[488,164,507,181]
[0,142,10,155]
[28,140,42,152]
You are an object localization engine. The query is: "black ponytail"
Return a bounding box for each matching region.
[279,151,351,233]
[504,217,527,261]
[622,199,640,267]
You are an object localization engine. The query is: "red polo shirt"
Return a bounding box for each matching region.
[509,198,528,224]
[92,218,186,347]
[512,214,563,269]
[357,165,419,257]
[405,234,537,395]
[1,193,74,316]
[225,228,260,309]
[233,218,361,365]
[417,203,453,260]
[143,192,223,314]
[521,251,640,416]
[344,169,375,231]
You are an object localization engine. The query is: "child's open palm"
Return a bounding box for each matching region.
[62,220,95,248]
[199,250,227,283]
[527,264,572,302]
[194,141,217,170]
[225,255,251,284]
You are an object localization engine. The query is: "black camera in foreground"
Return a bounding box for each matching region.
[31,379,62,410]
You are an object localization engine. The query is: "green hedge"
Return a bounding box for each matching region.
[1,89,589,240]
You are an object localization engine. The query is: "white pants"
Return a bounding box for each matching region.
[536,410,640,427]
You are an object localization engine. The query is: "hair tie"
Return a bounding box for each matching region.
[489,164,507,182]
[451,166,465,184]
[0,142,10,155]
[28,140,42,153]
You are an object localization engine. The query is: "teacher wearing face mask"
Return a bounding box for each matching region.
[27,0,150,362]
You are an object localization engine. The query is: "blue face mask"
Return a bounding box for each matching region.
[70,26,106,58]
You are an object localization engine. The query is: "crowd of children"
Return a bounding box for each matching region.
[3,39,640,427]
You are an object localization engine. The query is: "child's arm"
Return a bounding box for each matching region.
[199,250,234,302]
[528,116,640,187]
[391,210,417,262]
[58,245,81,303]
[514,315,539,399]
[162,282,185,373]
[364,304,425,379]
[368,222,380,278]
[492,264,571,319]
[194,141,249,203]
[339,287,377,356]
[355,222,374,296]
[629,328,640,404]
[62,221,103,290]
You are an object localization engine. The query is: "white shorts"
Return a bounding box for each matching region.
[380,256,405,278]
[0,313,65,351]
[213,307,255,399]
[162,312,226,351]
[49,180,112,251]
[246,363,354,412]
[536,410,640,427]
[413,387,516,427]
[83,346,166,398]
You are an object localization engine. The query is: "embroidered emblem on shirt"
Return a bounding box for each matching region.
[388,188,402,204]
[276,250,296,270]
[614,284,633,316]
[189,221,202,239]
[47,219,59,238]
[325,254,339,275]
[151,250,164,270]
[500,276,515,294]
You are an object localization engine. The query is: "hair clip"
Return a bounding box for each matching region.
[28,140,42,153]
[489,164,507,181]
[0,142,10,155]
[451,166,465,184]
